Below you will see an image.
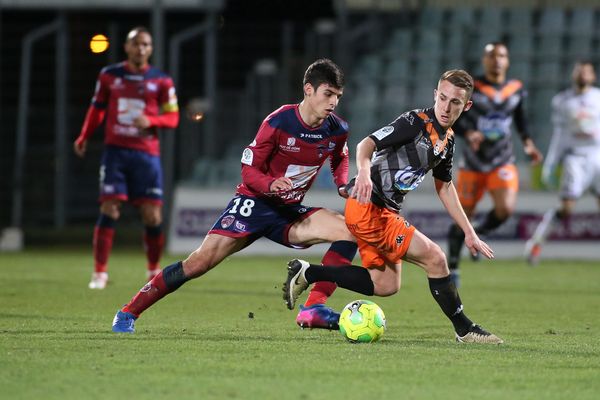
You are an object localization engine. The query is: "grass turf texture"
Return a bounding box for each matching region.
[1,249,599,399]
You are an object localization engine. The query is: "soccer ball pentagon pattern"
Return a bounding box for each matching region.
[339,300,386,343]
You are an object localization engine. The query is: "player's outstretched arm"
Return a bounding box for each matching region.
[435,179,494,260]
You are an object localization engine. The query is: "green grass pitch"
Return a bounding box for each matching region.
[1,248,599,399]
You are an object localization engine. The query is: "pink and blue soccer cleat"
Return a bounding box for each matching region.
[296,304,340,330]
[112,310,137,333]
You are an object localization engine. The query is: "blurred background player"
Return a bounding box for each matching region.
[525,61,600,265]
[284,70,503,344]
[73,27,180,289]
[447,42,543,286]
[112,58,357,333]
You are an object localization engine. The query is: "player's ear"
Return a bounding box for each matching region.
[304,82,314,97]
[433,88,437,102]
[463,100,473,112]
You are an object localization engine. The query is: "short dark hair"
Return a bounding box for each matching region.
[126,26,151,42]
[439,69,474,100]
[303,58,345,90]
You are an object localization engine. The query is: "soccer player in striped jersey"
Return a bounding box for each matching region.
[525,61,600,265]
[112,59,358,333]
[447,42,542,286]
[74,27,179,290]
[284,70,503,344]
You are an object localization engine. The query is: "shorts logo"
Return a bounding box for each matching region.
[298,207,307,213]
[498,167,514,181]
[235,221,246,231]
[102,184,115,194]
[395,235,405,246]
[140,283,152,293]
[221,215,235,228]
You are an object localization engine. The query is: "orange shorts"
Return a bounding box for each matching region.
[345,197,416,268]
[456,164,519,209]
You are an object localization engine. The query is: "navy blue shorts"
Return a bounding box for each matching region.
[99,145,163,205]
[209,194,320,248]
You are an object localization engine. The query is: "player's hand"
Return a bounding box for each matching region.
[464,232,494,260]
[465,130,484,152]
[351,169,373,204]
[73,139,87,158]
[523,139,543,166]
[133,115,151,129]
[269,177,293,192]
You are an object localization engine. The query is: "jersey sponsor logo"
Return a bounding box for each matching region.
[300,133,323,139]
[287,137,296,146]
[393,166,426,191]
[117,97,146,128]
[124,74,143,81]
[279,144,301,152]
[241,148,254,165]
[221,215,235,229]
[477,112,512,141]
[372,125,394,141]
[146,82,158,92]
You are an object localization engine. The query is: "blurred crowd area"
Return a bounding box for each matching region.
[1,0,600,229]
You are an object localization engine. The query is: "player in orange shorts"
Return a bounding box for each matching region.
[447,42,542,286]
[283,70,503,344]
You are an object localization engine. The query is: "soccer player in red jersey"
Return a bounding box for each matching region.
[447,42,542,286]
[112,59,358,333]
[74,27,179,289]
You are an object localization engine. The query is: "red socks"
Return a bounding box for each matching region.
[93,226,115,273]
[143,225,164,271]
[123,271,168,317]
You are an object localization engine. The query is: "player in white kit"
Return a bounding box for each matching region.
[525,61,600,265]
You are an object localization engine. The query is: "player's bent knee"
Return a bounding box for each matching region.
[374,285,399,297]
[100,202,120,220]
[424,245,448,276]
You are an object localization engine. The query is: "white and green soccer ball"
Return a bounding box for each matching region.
[338,300,386,343]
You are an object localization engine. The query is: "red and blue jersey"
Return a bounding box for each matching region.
[237,104,350,204]
[77,61,179,156]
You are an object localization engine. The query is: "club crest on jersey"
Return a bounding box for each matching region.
[433,142,442,156]
[146,82,158,92]
[221,215,235,229]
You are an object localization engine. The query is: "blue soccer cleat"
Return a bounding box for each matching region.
[296,304,340,330]
[112,310,137,333]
